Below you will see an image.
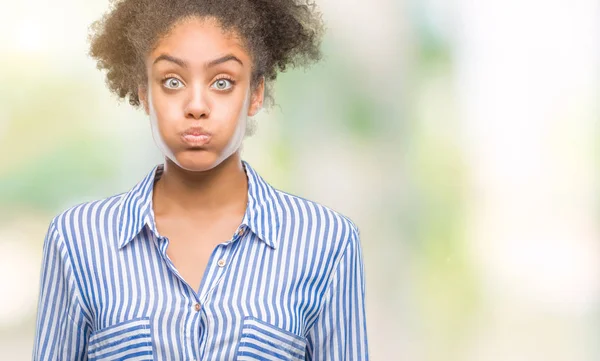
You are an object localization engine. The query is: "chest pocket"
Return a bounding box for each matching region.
[235,316,307,361]
[87,317,153,361]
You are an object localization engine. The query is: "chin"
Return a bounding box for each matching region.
[171,150,223,172]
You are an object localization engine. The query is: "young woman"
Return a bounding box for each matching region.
[32,0,369,360]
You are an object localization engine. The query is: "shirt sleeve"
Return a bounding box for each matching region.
[305,226,370,360]
[32,218,91,361]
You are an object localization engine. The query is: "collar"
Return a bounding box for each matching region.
[116,160,281,250]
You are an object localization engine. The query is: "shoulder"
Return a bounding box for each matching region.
[49,192,126,244]
[272,188,360,252]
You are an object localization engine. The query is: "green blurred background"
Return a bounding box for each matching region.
[1,0,599,360]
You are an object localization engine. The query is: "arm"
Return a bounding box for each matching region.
[32,218,91,361]
[306,226,370,360]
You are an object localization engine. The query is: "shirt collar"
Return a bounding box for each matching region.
[117,160,282,250]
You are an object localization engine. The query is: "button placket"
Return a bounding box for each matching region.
[190,305,206,361]
[196,237,242,315]
[184,298,201,361]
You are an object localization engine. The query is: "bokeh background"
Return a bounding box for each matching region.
[1,0,599,360]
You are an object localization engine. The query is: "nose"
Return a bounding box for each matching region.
[184,84,211,120]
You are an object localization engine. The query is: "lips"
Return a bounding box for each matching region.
[181,126,212,146]
[182,126,211,136]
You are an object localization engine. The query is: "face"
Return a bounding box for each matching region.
[138,16,264,172]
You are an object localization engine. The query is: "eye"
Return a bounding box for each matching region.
[211,78,234,91]
[163,77,184,90]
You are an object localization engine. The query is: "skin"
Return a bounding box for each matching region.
[137,16,264,293]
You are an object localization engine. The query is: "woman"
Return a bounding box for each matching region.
[32,0,369,360]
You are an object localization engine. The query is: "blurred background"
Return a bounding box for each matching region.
[1,0,598,360]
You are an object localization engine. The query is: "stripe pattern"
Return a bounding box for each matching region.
[87,318,152,361]
[236,316,307,360]
[32,159,369,360]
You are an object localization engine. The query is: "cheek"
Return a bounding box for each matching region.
[149,90,181,130]
[223,102,245,123]
[214,93,249,130]
[232,88,252,118]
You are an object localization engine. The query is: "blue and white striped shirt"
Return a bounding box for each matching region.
[33,160,369,360]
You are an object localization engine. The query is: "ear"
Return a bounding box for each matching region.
[247,76,265,117]
[137,86,149,115]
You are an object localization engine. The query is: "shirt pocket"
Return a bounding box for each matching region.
[235,316,307,361]
[87,317,153,361]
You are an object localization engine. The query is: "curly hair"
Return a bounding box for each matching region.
[87,0,325,108]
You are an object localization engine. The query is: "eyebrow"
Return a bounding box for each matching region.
[152,53,244,68]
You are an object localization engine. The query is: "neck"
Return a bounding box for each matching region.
[152,152,248,219]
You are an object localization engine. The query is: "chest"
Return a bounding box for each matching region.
[85,232,320,361]
[156,216,243,294]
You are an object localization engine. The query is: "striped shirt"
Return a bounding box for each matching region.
[32,159,369,361]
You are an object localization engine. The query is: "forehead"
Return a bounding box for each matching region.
[149,17,249,66]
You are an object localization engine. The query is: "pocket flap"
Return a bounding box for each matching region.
[88,317,153,360]
[236,316,306,361]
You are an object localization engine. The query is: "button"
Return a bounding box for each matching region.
[194,303,201,312]
[236,227,245,236]
[217,259,226,267]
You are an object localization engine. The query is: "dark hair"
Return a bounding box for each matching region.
[87,0,325,108]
